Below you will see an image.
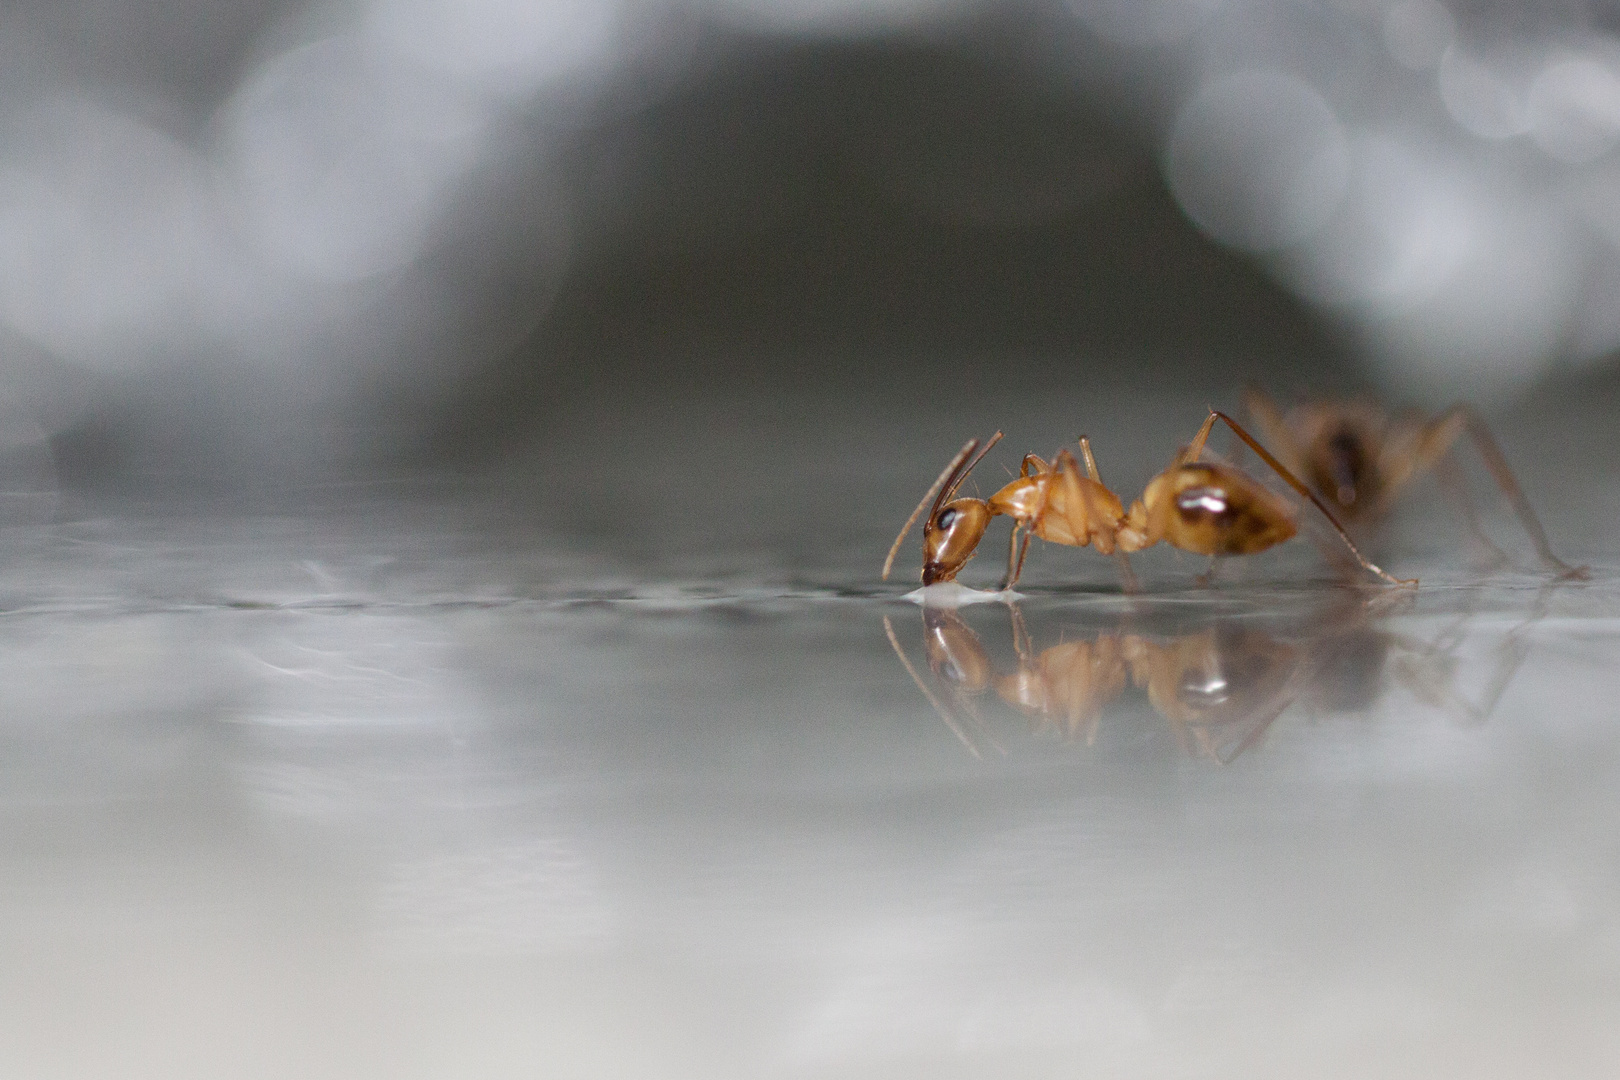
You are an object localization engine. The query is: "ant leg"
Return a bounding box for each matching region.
[1014,530,1034,583]
[1241,385,1308,477]
[1003,521,1023,590]
[1430,407,1584,579]
[1054,447,1125,553]
[1207,411,1416,587]
[1195,554,1219,588]
[1113,552,1139,594]
[1179,412,1221,465]
[1077,440,1137,594]
[1430,451,1510,570]
[1078,437,1104,484]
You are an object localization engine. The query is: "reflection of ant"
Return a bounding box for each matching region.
[884,588,1558,761]
[882,410,1410,592]
[884,606,1305,763]
[1242,388,1586,579]
[1304,585,1554,726]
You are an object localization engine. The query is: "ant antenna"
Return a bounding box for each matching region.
[882,432,1003,581]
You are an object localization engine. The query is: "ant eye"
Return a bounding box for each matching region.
[936,508,959,531]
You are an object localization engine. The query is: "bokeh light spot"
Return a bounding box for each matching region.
[1164,70,1350,252]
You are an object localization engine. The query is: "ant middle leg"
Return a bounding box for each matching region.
[1003,521,1023,590]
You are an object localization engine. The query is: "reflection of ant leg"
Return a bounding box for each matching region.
[1390,580,1558,724]
[1007,603,1034,659]
[1194,555,1219,588]
[1385,406,1586,578]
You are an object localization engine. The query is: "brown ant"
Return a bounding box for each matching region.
[882,410,1411,591]
[1242,388,1585,579]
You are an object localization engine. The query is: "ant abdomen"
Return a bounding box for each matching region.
[1144,463,1298,557]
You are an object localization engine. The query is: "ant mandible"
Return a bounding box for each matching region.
[1242,388,1586,579]
[882,410,1413,590]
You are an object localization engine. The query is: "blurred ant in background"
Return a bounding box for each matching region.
[1242,388,1586,579]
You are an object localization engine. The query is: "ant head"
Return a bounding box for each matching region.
[922,498,993,585]
[884,431,1003,585]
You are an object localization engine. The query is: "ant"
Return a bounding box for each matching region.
[882,410,1411,591]
[1242,388,1585,579]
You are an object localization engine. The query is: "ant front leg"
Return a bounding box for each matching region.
[1003,521,1023,590]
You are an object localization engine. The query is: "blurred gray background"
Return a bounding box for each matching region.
[4,0,1619,534]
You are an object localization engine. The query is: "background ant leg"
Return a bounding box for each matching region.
[1240,385,1308,477]
[1194,554,1220,588]
[1429,407,1584,578]
[1430,451,1511,571]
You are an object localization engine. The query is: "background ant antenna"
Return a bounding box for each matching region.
[882,432,1003,581]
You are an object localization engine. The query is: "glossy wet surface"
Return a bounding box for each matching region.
[1,490,1616,1078]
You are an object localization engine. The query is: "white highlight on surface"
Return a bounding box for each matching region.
[1164,71,1351,252]
[1383,0,1455,73]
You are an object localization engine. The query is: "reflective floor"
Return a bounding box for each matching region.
[0,489,1616,1078]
